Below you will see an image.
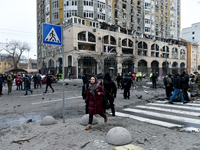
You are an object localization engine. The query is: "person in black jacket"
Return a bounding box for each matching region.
[169,74,187,104]
[151,73,157,89]
[181,71,190,101]
[100,72,117,116]
[24,75,33,95]
[0,74,4,95]
[116,73,122,89]
[122,73,132,99]
[33,74,38,89]
[44,74,54,93]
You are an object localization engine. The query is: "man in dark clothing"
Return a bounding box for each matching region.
[24,75,33,95]
[165,74,173,99]
[122,73,132,99]
[100,72,117,116]
[181,71,190,101]
[151,73,157,89]
[33,74,38,89]
[0,74,4,95]
[82,74,89,85]
[169,74,187,104]
[116,73,122,89]
[37,74,42,88]
[44,74,54,93]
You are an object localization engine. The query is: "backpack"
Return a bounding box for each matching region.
[163,77,167,86]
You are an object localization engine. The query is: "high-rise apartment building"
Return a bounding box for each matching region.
[37,0,181,46]
[37,0,183,77]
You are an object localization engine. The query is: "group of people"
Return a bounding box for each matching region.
[0,73,54,96]
[163,71,190,104]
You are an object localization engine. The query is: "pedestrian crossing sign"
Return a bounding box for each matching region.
[42,23,62,45]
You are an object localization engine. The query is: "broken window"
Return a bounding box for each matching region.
[160,46,169,58]
[104,57,117,76]
[162,61,169,75]
[78,31,96,51]
[180,49,186,60]
[151,44,159,57]
[48,59,54,68]
[137,41,148,56]
[180,62,186,73]
[78,31,86,41]
[172,47,178,59]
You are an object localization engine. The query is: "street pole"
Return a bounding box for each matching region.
[28,50,29,73]
[62,24,65,123]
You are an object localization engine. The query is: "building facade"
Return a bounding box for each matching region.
[38,16,186,78]
[37,0,181,57]
[181,22,200,43]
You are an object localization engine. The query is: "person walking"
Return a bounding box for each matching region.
[37,74,42,88]
[44,74,54,93]
[139,72,142,81]
[181,71,190,101]
[33,74,38,89]
[194,72,200,96]
[0,74,4,95]
[116,73,122,89]
[151,73,157,89]
[15,75,21,90]
[7,74,13,95]
[100,72,117,116]
[24,75,33,95]
[169,74,187,104]
[122,73,132,99]
[165,74,173,100]
[85,76,108,130]
[149,72,153,82]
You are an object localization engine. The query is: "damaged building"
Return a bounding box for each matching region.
[37,0,184,78]
[38,16,186,78]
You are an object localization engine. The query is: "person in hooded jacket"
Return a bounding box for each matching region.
[169,74,187,104]
[100,72,117,116]
[122,73,132,99]
[116,73,122,89]
[151,73,157,89]
[7,74,13,95]
[85,76,108,130]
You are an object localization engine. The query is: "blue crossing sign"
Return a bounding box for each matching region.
[42,23,62,45]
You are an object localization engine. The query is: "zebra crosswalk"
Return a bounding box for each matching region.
[115,101,200,132]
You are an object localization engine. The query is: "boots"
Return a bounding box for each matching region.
[85,124,92,130]
[104,115,108,123]
[111,107,115,116]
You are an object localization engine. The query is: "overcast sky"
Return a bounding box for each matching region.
[0,0,200,59]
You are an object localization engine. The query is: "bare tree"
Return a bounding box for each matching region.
[2,41,30,69]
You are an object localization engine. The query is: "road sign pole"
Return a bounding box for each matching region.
[62,26,65,123]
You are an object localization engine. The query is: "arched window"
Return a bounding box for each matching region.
[122,38,134,54]
[151,44,159,57]
[137,41,148,56]
[160,46,169,58]
[48,59,54,68]
[172,48,178,59]
[103,35,116,53]
[180,49,186,60]
[68,55,72,67]
[138,59,148,74]
[78,31,96,51]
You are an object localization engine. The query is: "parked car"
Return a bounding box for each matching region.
[41,75,56,83]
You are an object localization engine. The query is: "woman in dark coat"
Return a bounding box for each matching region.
[85,76,108,130]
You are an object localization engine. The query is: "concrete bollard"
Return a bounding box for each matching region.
[41,116,55,125]
[106,127,132,146]
[80,114,98,125]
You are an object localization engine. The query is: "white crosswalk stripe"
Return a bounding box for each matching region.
[115,102,200,132]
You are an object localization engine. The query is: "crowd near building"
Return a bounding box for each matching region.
[36,0,199,79]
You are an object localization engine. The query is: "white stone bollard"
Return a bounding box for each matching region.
[41,116,55,125]
[106,127,132,146]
